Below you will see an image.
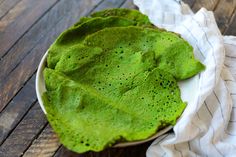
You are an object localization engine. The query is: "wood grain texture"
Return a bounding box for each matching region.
[0,0,22,19]
[0,0,59,58]
[0,103,47,157]
[23,125,60,157]
[214,0,236,32]
[121,0,137,9]
[192,0,220,12]
[183,0,196,8]
[0,0,101,86]
[92,0,126,12]
[224,8,236,35]
[0,0,102,112]
[0,74,36,145]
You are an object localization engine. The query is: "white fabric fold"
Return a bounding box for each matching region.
[133,0,236,156]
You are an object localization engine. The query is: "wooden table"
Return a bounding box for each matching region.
[0,0,235,156]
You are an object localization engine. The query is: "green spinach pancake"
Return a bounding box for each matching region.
[43,8,205,153]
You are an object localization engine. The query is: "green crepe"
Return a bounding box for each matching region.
[91,8,152,26]
[74,8,152,27]
[81,26,204,80]
[47,17,136,69]
[43,9,205,153]
[43,66,186,153]
[48,9,153,69]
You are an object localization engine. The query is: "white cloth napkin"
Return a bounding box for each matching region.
[133,0,236,156]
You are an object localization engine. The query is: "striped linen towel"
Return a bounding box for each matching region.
[133,0,236,156]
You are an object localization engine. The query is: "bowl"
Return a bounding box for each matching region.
[35,50,173,147]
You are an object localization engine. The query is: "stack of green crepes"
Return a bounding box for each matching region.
[43,8,205,153]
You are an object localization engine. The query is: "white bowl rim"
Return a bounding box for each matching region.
[35,51,173,147]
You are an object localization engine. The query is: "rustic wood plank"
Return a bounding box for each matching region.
[0,0,22,19]
[23,125,60,157]
[0,0,102,112]
[214,0,236,33]
[224,8,236,35]
[0,0,59,58]
[92,0,126,12]
[0,0,102,86]
[0,102,47,157]
[192,0,220,12]
[183,0,196,8]
[121,0,137,9]
[0,49,40,112]
[0,74,36,145]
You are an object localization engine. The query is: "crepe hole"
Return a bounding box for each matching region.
[120,83,122,85]
[120,50,123,54]
[109,84,112,86]
[120,46,122,49]
[86,143,90,146]
[160,82,163,86]
[98,88,101,90]
[120,56,123,59]
[105,64,108,67]
[98,81,101,84]
[146,40,149,43]
[129,43,131,46]
[141,97,144,99]
[68,56,71,58]
[107,72,110,75]
[81,56,84,59]
[117,65,120,68]
[81,141,84,144]
[115,51,118,54]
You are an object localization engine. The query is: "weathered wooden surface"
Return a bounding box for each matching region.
[0,0,235,156]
